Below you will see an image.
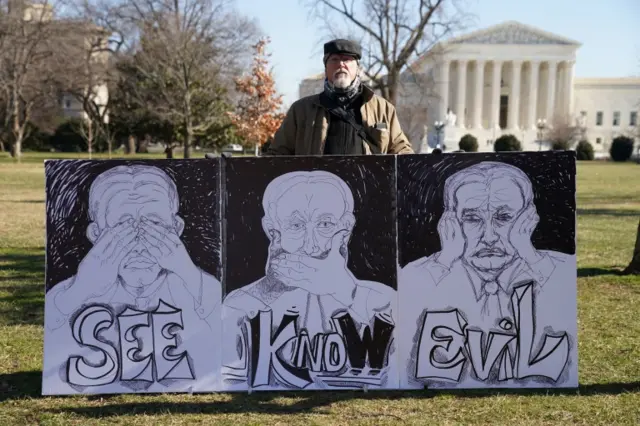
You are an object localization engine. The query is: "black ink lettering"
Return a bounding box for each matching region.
[465,329,515,380]
[413,281,571,385]
[66,300,197,386]
[250,309,312,388]
[292,330,324,371]
[512,281,570,381]
[152,300,195,381]
[415,310,467,381]
[333,312,394,370]
[67,305,119,386]
[118,307,154,382]
[322,333,347,372]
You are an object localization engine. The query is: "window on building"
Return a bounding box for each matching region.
[596,111,603,126]
[596,137,602,144]
[64,99,71,109]
[613,111,620,126]
[631,111,638,127]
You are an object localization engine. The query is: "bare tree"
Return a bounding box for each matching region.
[303,0,473,105]
[546,113,578,149]
[0,0,69,158]
[110,0,259,158]
[52,0,128,157]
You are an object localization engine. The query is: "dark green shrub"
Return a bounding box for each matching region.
[459,134,478,152]
[609,136,634,162]
[22,123,52,152]
[575,140,594,161]
[494,134,522,152]
[551,139,572,150]
[50,118,107,152]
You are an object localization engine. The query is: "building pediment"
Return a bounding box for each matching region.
[448,21,581,46]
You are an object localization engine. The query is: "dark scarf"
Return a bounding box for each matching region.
[321,74,365,155]
[323,73,362,107]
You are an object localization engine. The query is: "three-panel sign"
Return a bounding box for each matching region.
[42,151,578,395]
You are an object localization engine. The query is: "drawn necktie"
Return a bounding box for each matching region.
[480,280,503,318]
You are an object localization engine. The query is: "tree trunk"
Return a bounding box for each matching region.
[184,115,193,159]
[127,135,136,154]
[184,94,192,159]
[87,120,93,159]
[165,146,173,159]
[623,218,640,275]
[386,72,399,105]
[11,91,22,159]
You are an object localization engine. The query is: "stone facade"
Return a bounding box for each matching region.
[298,21,640,156]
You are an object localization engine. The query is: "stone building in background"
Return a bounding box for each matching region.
[299,21,640,156]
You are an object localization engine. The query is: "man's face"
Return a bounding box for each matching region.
[325,54,358,89]
[97,188,176,288]
[454,177,525,275]
[269,182,349,260]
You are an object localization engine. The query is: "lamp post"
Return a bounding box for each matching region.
[536,118,547,151]
[434,120,445,151]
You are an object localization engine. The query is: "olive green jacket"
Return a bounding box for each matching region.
[265,85,414,156]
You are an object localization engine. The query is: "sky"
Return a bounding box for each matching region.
[234,0,640,108]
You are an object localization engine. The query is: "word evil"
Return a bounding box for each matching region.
[416,281,570,383]
[249,310,394,388]
[67,300,194,386]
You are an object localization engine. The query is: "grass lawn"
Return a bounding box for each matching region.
[1,154,639,425]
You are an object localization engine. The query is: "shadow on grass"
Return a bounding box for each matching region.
[0,199,44,204]
[578,267,625,277]
[2,371,639,413]
[0,251,45,276]
[0,250,45,326]
[577,208,640,217]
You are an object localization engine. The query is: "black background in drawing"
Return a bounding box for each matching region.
[397,151,576,268]
[224,155,397,294]
[44,159,220,291]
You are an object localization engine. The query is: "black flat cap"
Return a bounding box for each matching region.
[323,39,361,61]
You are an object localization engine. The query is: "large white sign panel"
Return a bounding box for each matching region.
[42,160,222,395]
[397,153,578,389]
[41,152,578,395]
[221,156,398,391]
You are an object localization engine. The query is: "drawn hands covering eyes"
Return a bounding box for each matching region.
[70,216,197,300]
[73,219,139,298]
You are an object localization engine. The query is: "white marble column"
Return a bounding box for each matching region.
[473,60,485,129]
[456,60,467,128]
[545,61,557,121]
[507,60,522,129]
[490,60,502,129]
[438,60,450,121]
[565,60,575,118]
[528,61,540,129]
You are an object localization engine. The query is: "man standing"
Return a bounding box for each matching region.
[265,39,414,156]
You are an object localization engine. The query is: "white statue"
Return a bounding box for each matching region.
[445,108,457,126]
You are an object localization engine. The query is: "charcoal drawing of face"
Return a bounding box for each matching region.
[444,162,534,276]
[261,171,356,276]
[86,165,184,288]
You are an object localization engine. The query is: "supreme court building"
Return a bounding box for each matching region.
[299,21,640,155]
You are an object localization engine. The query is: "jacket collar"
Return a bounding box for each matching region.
[312,83,375,108]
